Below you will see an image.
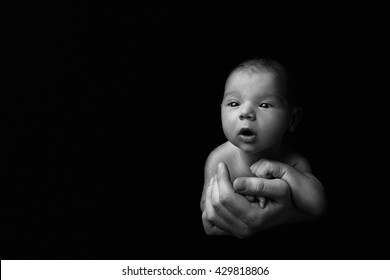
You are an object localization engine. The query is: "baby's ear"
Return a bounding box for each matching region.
[289,107,302,132]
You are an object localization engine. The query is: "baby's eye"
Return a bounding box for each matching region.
[227,101,239,107]
[259,103,274,108]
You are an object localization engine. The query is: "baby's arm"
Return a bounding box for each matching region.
[201,143,268,211]
[250,159,326,217]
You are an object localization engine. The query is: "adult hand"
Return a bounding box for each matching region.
[202,162,306,238]
[202,162,251,237]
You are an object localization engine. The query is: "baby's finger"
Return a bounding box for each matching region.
[245,195,257,202]
[250,159,286,179]
[258,196,267,209]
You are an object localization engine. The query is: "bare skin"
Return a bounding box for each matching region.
[201,67,326,237]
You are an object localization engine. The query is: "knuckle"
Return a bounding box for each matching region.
[261,159,271,167]
[219,193,233,208]
[204,224,214,235]
[280,181,290,195]
[265,162,273,175]
[209,217,217,226]
[255,179,265,193]
[210,193,219,207]
[245,212,258,228]
[236,227,252,239]
[250,162,259,172]
[202,218,214,235]
[242,209,262,229]
[211,199,222,213]
[206,211,216,223]
[256,161,269,178]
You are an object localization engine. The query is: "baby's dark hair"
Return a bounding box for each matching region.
[226,58,299,108]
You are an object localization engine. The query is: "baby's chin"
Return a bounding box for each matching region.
[233,142,264,154]
[232,140,279,155]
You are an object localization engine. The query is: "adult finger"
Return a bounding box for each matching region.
[200,176,214,211]
[208,179,253,239]
[202,211,232,236]
[211,172,249,232]
[204,175,235,232]
[216,162,251,215]
[233,177,290,199]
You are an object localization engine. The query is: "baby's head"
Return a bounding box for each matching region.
[225,58,297,109]
[221,58,301,155]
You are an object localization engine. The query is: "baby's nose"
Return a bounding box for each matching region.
[239,104,256,121]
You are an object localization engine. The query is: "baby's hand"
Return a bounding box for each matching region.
[245,195,256,202]
[244,195,267,209]
[250,159,285,179]
[249,159,285,208]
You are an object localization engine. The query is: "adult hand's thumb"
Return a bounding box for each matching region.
[217,162,231,185]
[233,177,289,199]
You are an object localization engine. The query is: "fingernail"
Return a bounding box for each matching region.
[233,178,245,192]
[260,200,265,209]
[218,162,223,172]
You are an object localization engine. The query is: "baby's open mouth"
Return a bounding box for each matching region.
[239,128,255,136]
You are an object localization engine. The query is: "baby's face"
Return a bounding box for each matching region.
[221,70,292,154]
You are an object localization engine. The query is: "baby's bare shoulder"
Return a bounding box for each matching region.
[204,142,235,177]
[206,142,234,166]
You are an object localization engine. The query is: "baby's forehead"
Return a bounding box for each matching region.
[225,69,285,91]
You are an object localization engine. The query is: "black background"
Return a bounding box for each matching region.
[2,2,389,259]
